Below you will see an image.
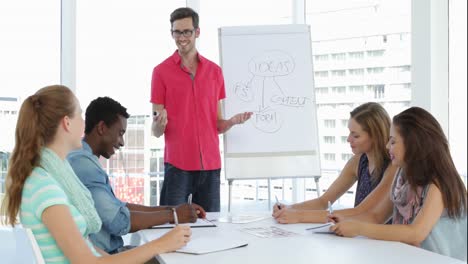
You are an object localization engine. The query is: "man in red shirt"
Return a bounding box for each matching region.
[151,7,252,212]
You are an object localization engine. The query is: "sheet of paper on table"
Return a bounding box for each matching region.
[305,222,334,234]
[240,226,300,238]
[176,236,248,255]
[218,214,271,224]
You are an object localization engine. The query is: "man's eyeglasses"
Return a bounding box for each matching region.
[171,29,195,38]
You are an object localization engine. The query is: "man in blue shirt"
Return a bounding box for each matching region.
[68,96,205,254]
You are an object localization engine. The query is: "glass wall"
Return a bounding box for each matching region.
[75,0,185,205]
[0,1,465,212]
[0,0,61,192]
[449,0,467,184]
[305,0,411,205]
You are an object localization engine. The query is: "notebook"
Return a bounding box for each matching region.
[151,218,216,229]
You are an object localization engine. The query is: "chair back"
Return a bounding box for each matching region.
[0,226,45,264]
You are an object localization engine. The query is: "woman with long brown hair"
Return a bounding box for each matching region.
[1,85,191,263]
[330,107,467,261]
[273,102,397,223]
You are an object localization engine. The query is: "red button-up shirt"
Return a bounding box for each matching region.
[151,51,226,171]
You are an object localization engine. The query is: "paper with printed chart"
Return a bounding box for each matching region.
[240,226,299,238]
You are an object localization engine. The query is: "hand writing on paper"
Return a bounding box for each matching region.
[174,204,197,223]
[156,225,192,253]
[191,202,207,219]
[272,202,286,215]
[330,220,363,237]
[327,212,343,224]
[272,207,302,224]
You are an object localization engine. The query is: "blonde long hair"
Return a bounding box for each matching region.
[350,102,391,183]
[0,85,76,225]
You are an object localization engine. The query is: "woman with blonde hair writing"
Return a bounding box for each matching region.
[273,102,397,223]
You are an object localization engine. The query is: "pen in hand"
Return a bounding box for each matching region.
[172,207,179,225]
[327,201,338,223]
[187,193,201,217]
[188,193,192,205]
[275,195,282,210]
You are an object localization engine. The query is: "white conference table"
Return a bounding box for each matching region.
[130,212,465,264]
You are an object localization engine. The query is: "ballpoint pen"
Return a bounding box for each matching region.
[328,201,333,215]
[188,193,192,205]
[172,207,179,225]
[275,195,281,210]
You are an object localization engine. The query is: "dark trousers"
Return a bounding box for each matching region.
[160,163,221,212]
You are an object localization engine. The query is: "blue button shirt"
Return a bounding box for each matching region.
[67,141,131,253]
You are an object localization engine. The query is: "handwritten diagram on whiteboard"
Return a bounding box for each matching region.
[233,50,311,134]
[220,25,320,155]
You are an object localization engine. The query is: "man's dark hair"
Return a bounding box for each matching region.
[85,97,130,134]
[170,7,199,29]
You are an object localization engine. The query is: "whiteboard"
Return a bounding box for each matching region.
[219,24,321,180]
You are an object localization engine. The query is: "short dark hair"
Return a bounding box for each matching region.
[170,7,199,29]
[84,97,130,134]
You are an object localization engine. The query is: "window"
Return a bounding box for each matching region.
[341,136,348,144]
[331,52,346,60]
[315,87,328,94]
[369,85,385,99]
[449,0,467,183]
[367,49,385,57]
[367,67,385,74]
[75,1,185,113]
[0,1,61,193]
[348,51,364,60]
[349,68,364,76]
[324,119,336,128]
[314,54,329,61]
[75,1,186,204]
[341,119,348,127]
[341,153,353,161]
[349,85,364,93]
[337,103,354,108]
[393,65,411,72]
[332,86,346,94]
[324,136,335,144]
[331,70,346,77]
[315,71,329,78]
[324,153,336,161]
[0,0,419,210]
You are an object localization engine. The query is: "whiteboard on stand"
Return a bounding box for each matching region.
[219,24,321,180]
